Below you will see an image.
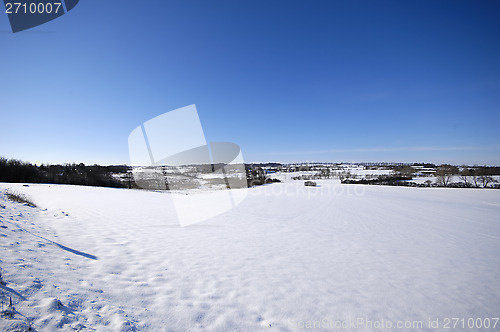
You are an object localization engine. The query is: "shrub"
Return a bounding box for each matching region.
[5,190,36,208]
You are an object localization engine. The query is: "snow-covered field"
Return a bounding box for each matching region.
[1,180,500,331]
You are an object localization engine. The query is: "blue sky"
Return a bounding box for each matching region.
[1,0,499,165]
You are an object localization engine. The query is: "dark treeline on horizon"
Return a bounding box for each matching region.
[0,157,127,188]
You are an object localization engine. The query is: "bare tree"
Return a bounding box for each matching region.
[435,165,458,187]
[459,168,472,187]
[471,172,480,187]
[479,175,494,188]
[469,165,480,187]
[125,170,134,189]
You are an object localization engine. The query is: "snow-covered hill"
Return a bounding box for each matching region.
[1,181,499,331]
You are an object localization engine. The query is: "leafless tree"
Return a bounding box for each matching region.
[435,165,458,187]
[479,175,494,188]
[459,168,472,187]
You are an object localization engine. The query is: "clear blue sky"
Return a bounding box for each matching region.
[1,0,499,165]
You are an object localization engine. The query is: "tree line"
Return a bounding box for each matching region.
[0,157,127,188]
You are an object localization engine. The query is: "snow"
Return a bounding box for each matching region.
[1,181,500,331]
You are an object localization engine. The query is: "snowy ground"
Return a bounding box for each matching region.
[1,180,500,331]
